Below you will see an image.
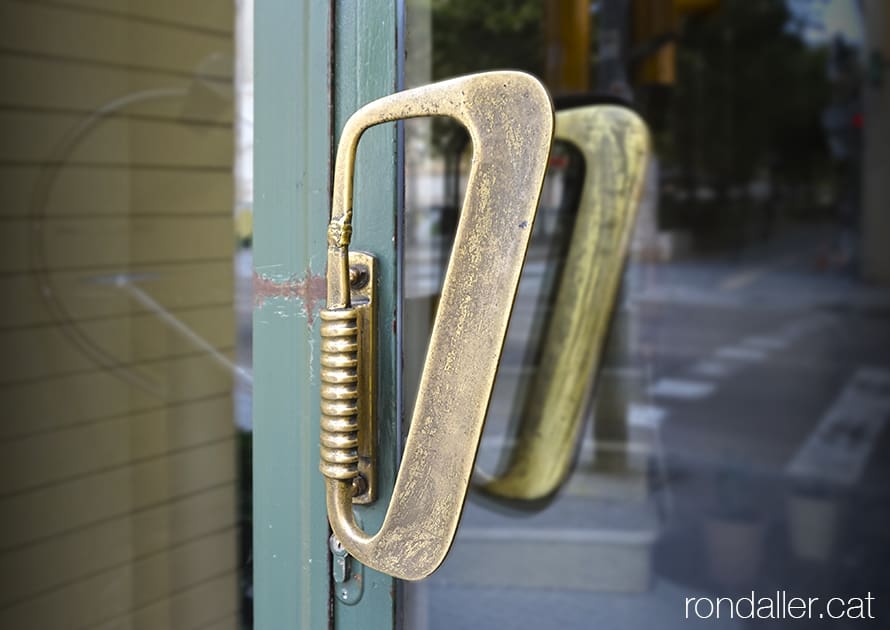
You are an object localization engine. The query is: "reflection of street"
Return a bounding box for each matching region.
[641,228,890,621]
[409,225,890,630]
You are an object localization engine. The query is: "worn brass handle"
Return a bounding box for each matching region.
[319,71,554,580]
[479,104,650,501]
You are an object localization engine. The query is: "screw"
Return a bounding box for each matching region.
[349,265,369,290]
[351,474,368,497]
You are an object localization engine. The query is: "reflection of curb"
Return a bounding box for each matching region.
[786,367,890,486]
[439,527,656,592]
[435,496,661,593]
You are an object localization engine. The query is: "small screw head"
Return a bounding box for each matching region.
[349,265,369,290]
[351,474,369,497]
[329,534,346,554]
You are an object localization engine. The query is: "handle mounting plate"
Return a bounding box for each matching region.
[349,251,376,504]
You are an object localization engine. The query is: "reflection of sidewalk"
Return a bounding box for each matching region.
[422,577,743,630]
[628,225,890,600]
[633,260,890,312]
[631,222,890,312]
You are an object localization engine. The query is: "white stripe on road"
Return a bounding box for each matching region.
[648,378,715,400]
[714,345,769,362]
[627,402,668,428]
[743,335,789,350]
[690,359,735,378]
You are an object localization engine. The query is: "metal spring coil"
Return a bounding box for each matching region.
[319,307,360,480]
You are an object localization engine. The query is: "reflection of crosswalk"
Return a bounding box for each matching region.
[648,378,714,400]
[649,313,837,403]
[714,345,768,362]
[689,360,734,378]
[643,306,889,487]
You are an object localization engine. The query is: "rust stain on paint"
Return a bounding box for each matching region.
[253,270,325,324]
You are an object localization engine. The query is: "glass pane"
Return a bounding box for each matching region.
[403,1,890,628]
[0,3,250,629]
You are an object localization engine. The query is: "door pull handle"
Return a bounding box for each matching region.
[478,104,650,501]
[319,71,554,580]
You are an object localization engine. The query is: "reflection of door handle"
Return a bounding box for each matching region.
[319,72,553,580]
[479,105,650,501]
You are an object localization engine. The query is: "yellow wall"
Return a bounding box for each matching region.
[0,1,239,628]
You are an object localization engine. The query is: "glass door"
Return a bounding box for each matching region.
[400,1,890,629]
[252,1,890,629]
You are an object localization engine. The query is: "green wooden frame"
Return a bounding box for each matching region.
[333,2,400,628]
[254,1,399,628]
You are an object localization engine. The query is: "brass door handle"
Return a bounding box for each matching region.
[478,104,650,501]
[319,72,554,580]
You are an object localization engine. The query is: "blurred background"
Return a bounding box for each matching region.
[400,1,890,629]
[0,0,888,629]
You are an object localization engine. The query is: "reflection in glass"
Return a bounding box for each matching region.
[404,1,890,628]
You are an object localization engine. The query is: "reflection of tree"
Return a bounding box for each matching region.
[427,0,834,243]
[432,0,543,80]
[428,0,544,160]
[661,0,832,234]
[427,0,546,225]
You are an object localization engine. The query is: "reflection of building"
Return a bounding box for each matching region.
[0,4,239,629]
[861,1,890,282]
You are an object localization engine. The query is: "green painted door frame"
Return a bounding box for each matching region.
[254,1,400,628]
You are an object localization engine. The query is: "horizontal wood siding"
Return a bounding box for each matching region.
[0,262,234,328]
[0,167,233,218]
[0,1,239,628]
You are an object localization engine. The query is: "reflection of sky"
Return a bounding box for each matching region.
[786,0,864,45]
